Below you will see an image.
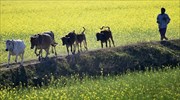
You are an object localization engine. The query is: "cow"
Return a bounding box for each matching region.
[5,39,26,67]
[41,31,58,55]
[30,31,57,61]
[96,26,115,48]
[61,30,76,55]
[76,27,88,52]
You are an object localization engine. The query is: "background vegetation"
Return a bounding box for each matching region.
[0,0,179,64]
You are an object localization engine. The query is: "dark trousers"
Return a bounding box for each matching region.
[159,28,168,40]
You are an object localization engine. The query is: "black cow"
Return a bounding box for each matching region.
[96,26,115,48]
[61,30,76,55]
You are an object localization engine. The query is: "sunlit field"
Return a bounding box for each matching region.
[0,66,179,100]
[0,0,179,63]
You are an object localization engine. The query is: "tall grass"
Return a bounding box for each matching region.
[0,66,179,100]
[0,1,179,63]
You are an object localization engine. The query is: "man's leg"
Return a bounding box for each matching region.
[163,28,168,40]
[159,28,168,41]
[159,28,164,41]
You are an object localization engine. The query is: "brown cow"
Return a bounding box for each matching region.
[76,27,88,52]
[30,31,57,61]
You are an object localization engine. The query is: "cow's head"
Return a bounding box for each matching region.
[30,35,38,49]
[96,33,102,41]
[5,40,14,51]
[61,37,68,45]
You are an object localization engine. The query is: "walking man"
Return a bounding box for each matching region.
[157,7,171,41]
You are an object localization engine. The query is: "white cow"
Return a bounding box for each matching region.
[5,39,26,67]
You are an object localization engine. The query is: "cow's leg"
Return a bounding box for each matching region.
[101,41,103,48]
[45,47,50,58]
[70,44,76,54]
[73,44,76,54]
[111,37,115,47]
[77,42,80,53]
[38,49,42,61]
[39,49,42,57]
[108,39,111,47]
[44,47,50,56]
[47,47,50,56]
[66,45,69,55]
[20,51,24,65]
[105,41,108,48]
[38,56,41,61]
[54,46,57,56]
[35,48,39,56]
[70,45,73,54]
[7,53,11,67]
[45,49,48,58]
[80,42,82,52]
[84,40,88,51]
[15,55,18,63]
[51,46,54,54]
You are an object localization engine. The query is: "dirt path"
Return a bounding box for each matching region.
[0,45,104,71]
[0,59,40,71]
[0,54,67,71]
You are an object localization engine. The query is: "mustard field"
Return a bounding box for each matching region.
[0,0,179,63]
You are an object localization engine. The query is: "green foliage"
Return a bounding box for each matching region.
[0,66,179,100]
[0,1,179,63]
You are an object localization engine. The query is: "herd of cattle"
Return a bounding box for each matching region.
[5,26,115,67]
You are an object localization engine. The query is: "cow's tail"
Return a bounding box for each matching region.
[100,26,105,30]
[82,27,86,34]
[52,41,58,47]
[49,31,58,46]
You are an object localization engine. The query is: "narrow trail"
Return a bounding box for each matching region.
[0,48,102,71]
[0,39,180,72]
[0,55,64,71]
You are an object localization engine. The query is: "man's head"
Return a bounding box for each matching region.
[161,7,165,14]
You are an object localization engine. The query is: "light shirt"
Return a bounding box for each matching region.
[157,13,170,29]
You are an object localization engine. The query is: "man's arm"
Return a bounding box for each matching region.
[166,14,170,24]
[157,15,160,24]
